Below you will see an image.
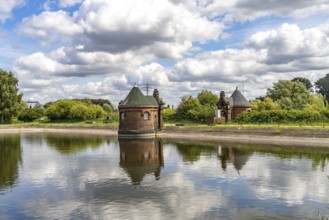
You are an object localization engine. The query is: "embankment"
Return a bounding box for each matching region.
[0,125,328,147]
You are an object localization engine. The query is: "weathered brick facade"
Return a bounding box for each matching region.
[119,106,159,134]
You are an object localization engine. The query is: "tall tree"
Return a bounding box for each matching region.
[176,96,202,120]
[267,80,310,110]
[291,77,313,92]
[315,73,329,104]
[0,69,22,123]
[197,90,218,106]
[250,97,281,111]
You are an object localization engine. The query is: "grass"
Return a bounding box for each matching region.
[2,119,329,130]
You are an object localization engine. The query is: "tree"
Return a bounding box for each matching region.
[102,103,114,113]
[18,107,44,122]
[315,73,329,104]
[250,97,281,111]
[0,69,22,123]
[304,94,327,111]
[266,80,310,110]
[197,90,218,106]
[176,96,202,120]
[45,99,106,121]
[292,77,313,92]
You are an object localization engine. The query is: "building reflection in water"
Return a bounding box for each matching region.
[119,138,164,185]
[0,134,22,191]
[217,146,253,173]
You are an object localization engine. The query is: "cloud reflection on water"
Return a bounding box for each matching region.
[0,134,328,219]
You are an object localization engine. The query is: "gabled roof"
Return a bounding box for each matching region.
[231,87,251,107]
[119,86,159,107]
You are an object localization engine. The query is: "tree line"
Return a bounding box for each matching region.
[1,68,329,124]
[0,69,116,123]
[164,75,329,124]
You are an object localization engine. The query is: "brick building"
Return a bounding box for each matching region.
[217,87,252,122]
[210,87,252,123]
[118,85,164,137]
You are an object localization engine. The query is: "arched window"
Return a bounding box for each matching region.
[120,112,125,120]
[143,112,150,120]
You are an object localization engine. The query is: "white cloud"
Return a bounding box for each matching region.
[59,0,83,8]
[198,0,329,22]
[246,23,329,65]
[18,0,222,58]
[0,0,23,22]
[18,10,83,44]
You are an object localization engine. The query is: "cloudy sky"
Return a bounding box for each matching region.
[1,0,329,106]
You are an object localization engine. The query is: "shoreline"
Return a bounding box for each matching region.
[0,125,328,147]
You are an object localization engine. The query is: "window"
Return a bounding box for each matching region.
[143,112,150,120]
[120,112,125,120]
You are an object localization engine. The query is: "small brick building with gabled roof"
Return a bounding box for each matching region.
[230,87,252,119]
[215,87,252,123]
[118,85,164,137]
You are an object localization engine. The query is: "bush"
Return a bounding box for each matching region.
[235,109,326,124]
[18,108,44,122]
[45,100,106,121]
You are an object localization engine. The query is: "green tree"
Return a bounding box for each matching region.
[315,73,329,104]
[18,107,44,122]
[46,100,76,120]
[163,108,177,121]
[251,97,281,111]
[68,103,88,120]
[176,96,202,120]
[45,99,106,121]
[304,94,327,111]
[267,80,310,110]
[102,103,114,113]
[292,77,313,92]
[197,90,218,106]
[0,69,22,123]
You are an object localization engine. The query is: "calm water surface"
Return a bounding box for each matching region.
[0,132,329,219]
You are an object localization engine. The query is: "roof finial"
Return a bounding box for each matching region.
[134,83,137,87]
[236,86,238,90]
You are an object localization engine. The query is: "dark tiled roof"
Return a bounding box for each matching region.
[225,97,233,105]
[231,88,251,107]
[119,86,159,107]
[146,96,159,105]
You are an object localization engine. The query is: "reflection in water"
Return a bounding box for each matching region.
[1,134,329,219]
[0,134,21,190]
[176,143,216,163]
[119,138,164,184]
[218,146,253,172]
[45,133,104,154]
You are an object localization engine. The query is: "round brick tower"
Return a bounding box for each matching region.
[118,85,163,137]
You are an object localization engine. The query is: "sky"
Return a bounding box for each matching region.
[1,0,329,107]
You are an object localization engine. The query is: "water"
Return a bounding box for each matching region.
[0,132,329,219]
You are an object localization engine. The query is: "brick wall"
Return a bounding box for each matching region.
[119,106,160,134]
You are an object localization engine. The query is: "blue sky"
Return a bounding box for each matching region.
[1,0,329,106]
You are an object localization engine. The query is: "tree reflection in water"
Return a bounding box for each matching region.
[45,133,105,154]
[119,138,164,185]
[173,140,329,173]
[0,134,21,191]
[175,143,216,163]
[218,146,253,172]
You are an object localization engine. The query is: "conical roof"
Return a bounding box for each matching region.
[231,87,251,107]
[119,85,158,107]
